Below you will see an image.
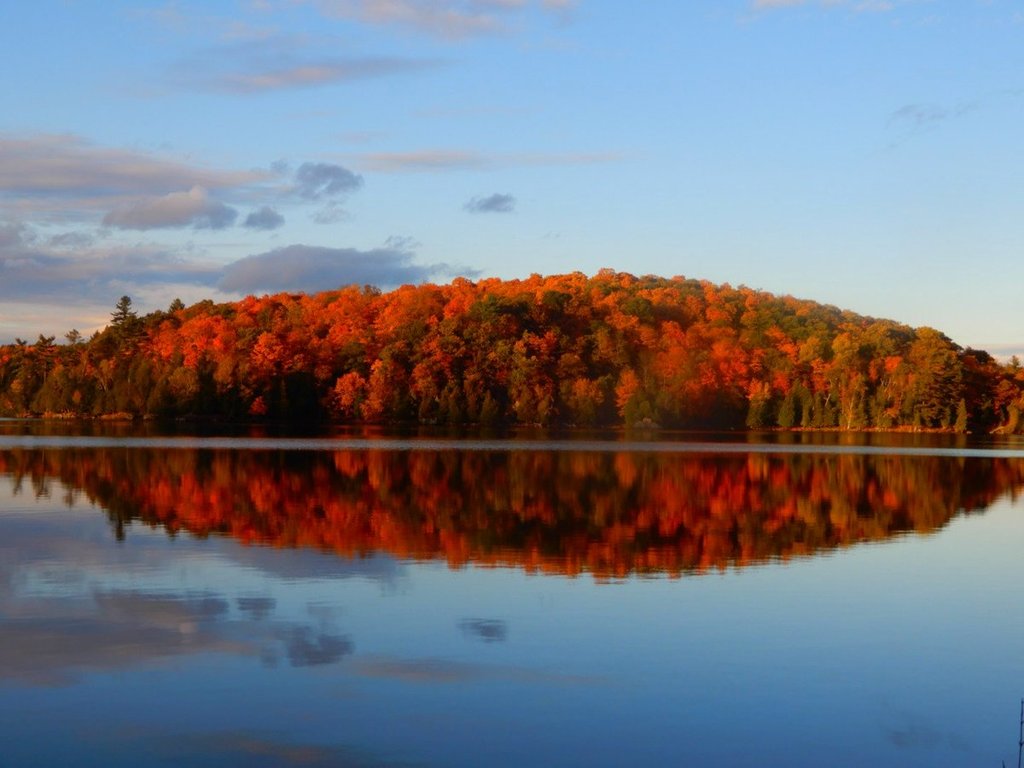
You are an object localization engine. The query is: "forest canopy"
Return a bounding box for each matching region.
[1,271,1022,431]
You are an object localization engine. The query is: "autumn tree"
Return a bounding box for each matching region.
[0,272,1019,429]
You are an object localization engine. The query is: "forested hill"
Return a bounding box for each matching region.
[1,271,1022,431]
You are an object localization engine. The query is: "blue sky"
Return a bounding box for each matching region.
[1,0,1022,357]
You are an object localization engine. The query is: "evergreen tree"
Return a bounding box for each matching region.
[110,295,143,347]
[112,295,137,326]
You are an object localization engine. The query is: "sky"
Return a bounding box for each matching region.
[0,0,1022,357]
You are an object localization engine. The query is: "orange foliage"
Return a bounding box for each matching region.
[1,271,1021,430]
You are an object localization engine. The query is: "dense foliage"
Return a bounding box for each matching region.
[3,446,1022,578]
[2,271,1022,430]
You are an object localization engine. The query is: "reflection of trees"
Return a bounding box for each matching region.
[2,448,1022,579]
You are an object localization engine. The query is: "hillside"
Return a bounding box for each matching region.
[1,270,1022,431]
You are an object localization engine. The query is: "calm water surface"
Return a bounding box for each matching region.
[2,425,1024,767]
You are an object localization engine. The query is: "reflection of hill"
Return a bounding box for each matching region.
[2,448,1022,578]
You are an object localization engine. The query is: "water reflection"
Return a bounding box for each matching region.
[459,618,509,643]
[1,446,1022,578]
[1,587,242,685]
[0,584,353,685]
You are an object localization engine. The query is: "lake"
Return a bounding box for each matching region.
[2,423,1024,767]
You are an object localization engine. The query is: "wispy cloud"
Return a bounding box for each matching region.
[170,38,439,94]
[889,101,976,129]
[0,134,264,218]
[465,192,516,213]
[311,202,350,224]
[751,0,905,12]
[47,231,97,249]
[753,0,807,8]
[0,221,32,249]
[886,100,977,145]
[357,149,619,172]
[205,56,437,93]
[103,186,239,231]
[300,0,578,40]
[359,150,488,172]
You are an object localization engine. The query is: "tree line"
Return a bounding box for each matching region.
[1,271,1022,431]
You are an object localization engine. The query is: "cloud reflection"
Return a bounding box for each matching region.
[458,618,508,643]
[100,727,409,768]
[0,610,247,686]
[283,626,354,667]
[882,713,970,752]
[351,655,598,686]
[0,513,359,686]
[236,595,277,620]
